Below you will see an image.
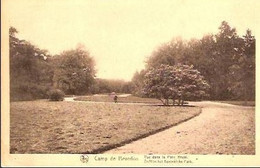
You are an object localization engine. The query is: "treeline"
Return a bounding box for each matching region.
[132,21,255,101]
[9,27,131,101]
[91,78,132,94]
[10,21,255,101]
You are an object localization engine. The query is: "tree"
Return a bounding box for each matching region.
[53,48,96,95]
[143,64,209,106]
[146,38,187,68]
[9,27,53,101]
[211,21,241,100]
[184,35,217,98]
[131,69,147,96]
[229,29,255,103]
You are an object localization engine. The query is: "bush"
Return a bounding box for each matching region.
[10,83,51,101]
[48,89,65,101]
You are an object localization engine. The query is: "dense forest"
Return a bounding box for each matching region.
[10,21,255,101]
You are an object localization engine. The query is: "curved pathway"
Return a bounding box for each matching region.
[104,101,255,154]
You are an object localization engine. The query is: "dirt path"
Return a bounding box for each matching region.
[104,101,255,154]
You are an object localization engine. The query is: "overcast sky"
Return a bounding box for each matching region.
[6,0,258,81]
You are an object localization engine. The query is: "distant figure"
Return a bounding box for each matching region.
[114,95,118,103]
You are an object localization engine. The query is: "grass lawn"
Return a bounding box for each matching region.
[74,95,162,104]
[219,101,255,106]
[10,101,201,154]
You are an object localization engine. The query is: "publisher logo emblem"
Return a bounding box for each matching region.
[80,154,89,163]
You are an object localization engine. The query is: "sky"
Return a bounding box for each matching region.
[5,0,258,81]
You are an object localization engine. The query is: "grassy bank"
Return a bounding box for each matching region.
[10,101,201,154]
[74,95,162,104]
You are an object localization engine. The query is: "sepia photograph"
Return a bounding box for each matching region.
[1,0,259,166]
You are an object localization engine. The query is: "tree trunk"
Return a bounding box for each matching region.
[181,95,184,106]
[243,81,248,106]
[244,86,248,106]
[172,99,175,106]
[159,99,166,105]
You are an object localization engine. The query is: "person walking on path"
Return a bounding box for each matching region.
[114,95,118,103]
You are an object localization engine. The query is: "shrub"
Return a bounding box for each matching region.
[143,64,210,105]
[10,83,51,101]
[48,89,65,101]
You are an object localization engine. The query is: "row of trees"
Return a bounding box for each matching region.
[90,78,132,94]
[10,21,255,103]
[9,27,131,101]
[132,21,255,102]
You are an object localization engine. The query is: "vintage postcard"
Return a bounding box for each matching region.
[1,0,260,166]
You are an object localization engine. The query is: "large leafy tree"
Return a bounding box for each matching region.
[53,48,96,95]
[146,38,187,68]
[184,35,217,99]
[9,27,53,101]
[211,21,241,99]
[229,30,255,103]
[143,64,209,105]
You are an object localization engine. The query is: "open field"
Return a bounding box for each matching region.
[10,100,201,154]
[218,101,255,106]
[74,95,162,104]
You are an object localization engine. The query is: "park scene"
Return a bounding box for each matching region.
[9,0,255,155]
